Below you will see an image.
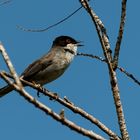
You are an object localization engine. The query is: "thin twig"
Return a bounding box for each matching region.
[0,72,105,140]
[113,0,127,69]
[5,52,140,88]
[77,52,140,87]
[77,52,106,62]
[17,6,82,32]
[0,43,105,140]
[0,71,121,140]
[0,43,22,88]
[117,66,140,86]
[0,43,116,139]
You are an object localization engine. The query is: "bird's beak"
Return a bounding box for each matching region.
[76,41,84,47]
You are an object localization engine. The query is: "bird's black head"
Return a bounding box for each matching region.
[52,36,79,47]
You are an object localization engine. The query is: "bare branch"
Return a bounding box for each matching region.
[117,66,140,86]
[77,52,106,62]
[113,0,127,69]
[79,0,130,139]
[79,0,112,64]
[0,72,106,140]
[0,41,120,139]
[77,52,140,87]
[0,72,121,140]
[0,43,106,140]
[17,6,82,32]
[0,43,22,88]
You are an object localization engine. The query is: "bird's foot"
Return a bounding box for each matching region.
[31,81,42,97]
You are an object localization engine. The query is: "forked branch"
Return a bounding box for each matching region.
[0,43,105,140]
[79,0,130,139]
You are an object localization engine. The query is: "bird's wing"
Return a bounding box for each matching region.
[21,53,53,79]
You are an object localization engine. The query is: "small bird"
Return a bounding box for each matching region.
[0,35,81,97]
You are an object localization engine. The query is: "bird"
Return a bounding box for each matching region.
[0,35,82,98]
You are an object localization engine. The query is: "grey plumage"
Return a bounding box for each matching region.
[0,36,81,98]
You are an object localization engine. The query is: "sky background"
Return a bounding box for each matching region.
[0,0,140,140]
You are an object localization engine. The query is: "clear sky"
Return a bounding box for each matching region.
[0,0,140,140]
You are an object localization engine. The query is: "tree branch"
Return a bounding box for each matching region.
[0,71,120,140]
[117,66,140,86]
[79,0,130,139]
[113,0,127,69]
[0,72,105,140]
[0,42,22,88]
[0,42,106,140]
[79,0,112,61]
[0,42,120,139]
[77,52,140,87]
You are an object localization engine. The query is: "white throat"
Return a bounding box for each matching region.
[65,44,77,54]
[64,43,77,62]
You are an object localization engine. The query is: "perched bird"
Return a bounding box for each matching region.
[0,35,81,97]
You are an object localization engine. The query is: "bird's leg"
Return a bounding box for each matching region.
[31,81,42,97]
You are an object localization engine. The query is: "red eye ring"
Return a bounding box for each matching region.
[66,39,71,44]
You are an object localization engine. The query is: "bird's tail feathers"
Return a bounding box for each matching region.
[0,85,14,98]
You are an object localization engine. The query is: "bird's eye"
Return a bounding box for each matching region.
[66,39,71,44]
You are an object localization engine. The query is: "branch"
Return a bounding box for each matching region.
[0,72,105,140]
[0,72,121,140]
[20,79,121,140]
[113,0,127,69]
[17,6,82,32]
[0,42,106,140]
[0,42,22,88]
[0,42,120,139]
[79,0,130,139]
[77,52,106,62]
[117,66,140,86]
[77,52,140,87]
[79,0,112,62]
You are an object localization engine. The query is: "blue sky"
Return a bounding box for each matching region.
[0,0,140,139]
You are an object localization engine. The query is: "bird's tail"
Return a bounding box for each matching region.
[0,85,14,98]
